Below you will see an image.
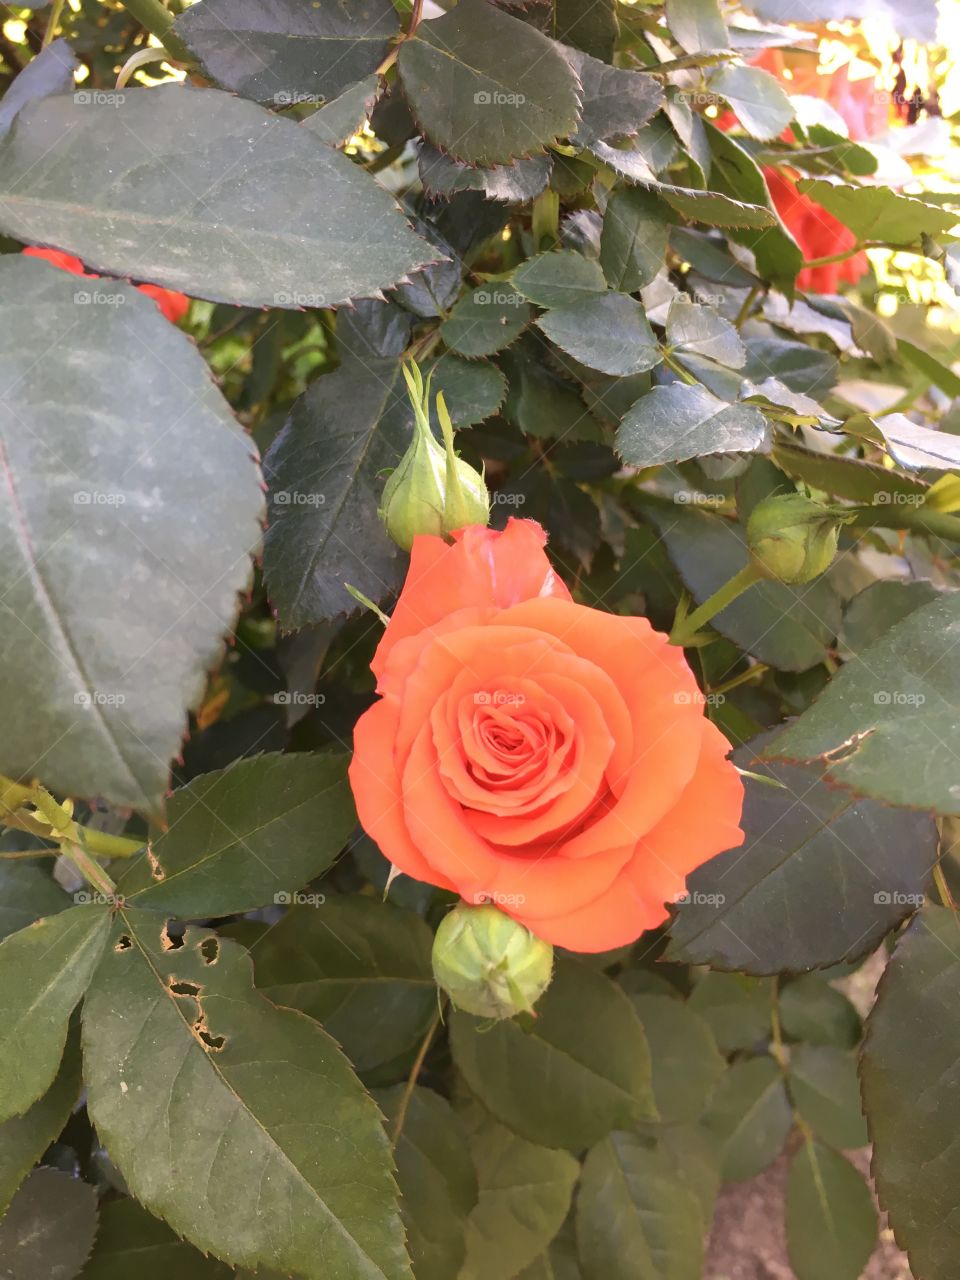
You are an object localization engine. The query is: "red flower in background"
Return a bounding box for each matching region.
[21,246,190,324]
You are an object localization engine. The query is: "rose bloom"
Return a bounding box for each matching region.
[21,247,190,323]
[349,520,744,952]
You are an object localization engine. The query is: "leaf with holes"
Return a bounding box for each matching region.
[0,86,436,308]
[0,905,110,1123]
[114,753,355,918]
[81,912,411,1279]
[397,0,580,166]
[0,259,263,813]
[174,0,398,106]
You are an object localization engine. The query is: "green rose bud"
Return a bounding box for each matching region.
[380,362,489,551]
[746,493,848,585]
[432,902,554,1020]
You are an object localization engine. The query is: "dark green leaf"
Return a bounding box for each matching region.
[702,1056,792,1182]
[303,75,381,146]
[419,145,552,203]
[861,905,960,1280]
[82,912,410,1279]
[263,359,408,626]
[797,179,957,246]
[0,87,435,308]
[617,384,767,467]
[743,336,837,395]
[646,503,841,670]
[567,49,663,146]
[666,739,937,974]
[687,972,771,1053]
[376,1086,477,1280]
[666,0,729,53]
[660,184,776,230]
[254,897,435,1073]
[174,0,398,106]
[629,994,726,1123]
[0,259,264,813]
[114,753,355,917]
[449,957,656,1149]
[709,64,793,140]
[779,975,861,1049]
[0,906,110,1122]
[871,410,960,471]
[83,1197,233,1279]
[0,1168,97,1280]
[458,1111,578,1280]
[764,590,960,812]
[600,188,670,291]
[839,580,941,659]
[515,1221,582,1280]
[441,286,531,358]
[513,251,608,308]
[0,1030,80,1216]
[786,1141,878,1280]
[537,294,661,377]
[554,0,619,60]
[0,862,69,943]
[0,39,78,138]
[789,1045,868,1149]
[577,1132,706,1280]
[426,354,508,426]
[397,0,580,165]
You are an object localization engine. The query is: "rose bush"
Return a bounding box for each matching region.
[350,519,744,950]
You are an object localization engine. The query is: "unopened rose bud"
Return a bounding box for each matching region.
[746,493,848,585]
[381,363,489,550]
[432,902,553,1020]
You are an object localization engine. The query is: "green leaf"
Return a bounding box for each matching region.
[512,251,608,308]
[449,957,656,1149]
[263,358,408,626]
[839,580,941,659]
[0,862,69,943]
[645,502,840,671]
[536,294,661,377]
[425,354,508,426]
[709,64,793,140]
[0,86,435,309]
[303,75,381,146]
[687,972,772,1054]
[0,259,264,813]
[871,410,960,471]
[376,1086,477,1280]
[599,188,670,291]
[779,975,861,1049]
[786,1141,878,1280]
[0,1028,80,1216]
[744,336,837,395]
[617,383,766,467]
[898,337,960,397]
[861,905,960,1279]
[659,184,776,230]
[0,1167,97,1280]
[254,897,436,1073]
[666,739,937,974]
[0,906,110,1122]
[419,145,552,203]
[554,0,619,60]
[628,995,726,1123]
[788,1045,868,1149]
[458,1111,579,1280]
[114,753,355,918]
[515,1221,582,1280]
[83,1198,233,1279]
[174,0,398,106]
[577,1132,706,1280]
[797,179,957,246]
[82,912,411,1279]
[764,590,960,812]
[566,50,663,146]
[441,286,531,358]
[500,340,605,443]
[0,38,78,139]
[666,0,729,53]
[397,0,580,165]
[702,1056,792,1182]
[665,296,746,367]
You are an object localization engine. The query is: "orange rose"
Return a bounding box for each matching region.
[349,519,745,952]
[21,247,190,323]
[764,169,870,294]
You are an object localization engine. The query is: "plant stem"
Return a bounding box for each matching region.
[390,1005,443,1151]
[42,0,66,48]
[734,284,761,330]
[120,0,190,62]
[933,861,957,911]
[848,504,960,543]
[669,563,763,647]
[0,772,144,859]
[63,841,117,899]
